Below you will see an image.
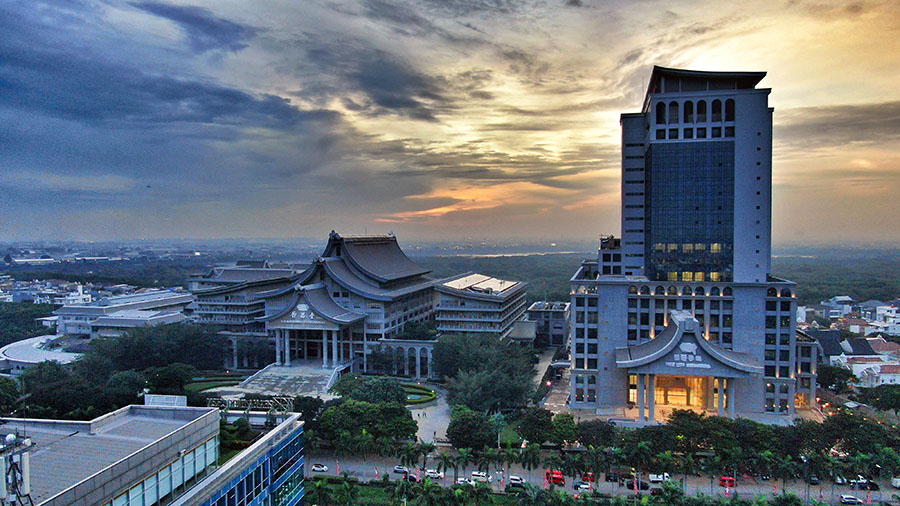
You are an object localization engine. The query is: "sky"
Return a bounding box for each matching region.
[1,0,899,244]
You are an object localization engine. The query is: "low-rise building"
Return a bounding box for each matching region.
[90,310,189,338]
[526,301,570,347]
[54,290,193,336]
[434,272,528,338]
[0,404,304,506]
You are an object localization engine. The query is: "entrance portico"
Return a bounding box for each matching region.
[616,310,761,423]
[260,284,366,370]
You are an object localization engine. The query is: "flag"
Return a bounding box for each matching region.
[336,461,341,476]
[375,466,379,480]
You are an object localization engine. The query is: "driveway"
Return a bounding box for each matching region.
[408,383,450,444]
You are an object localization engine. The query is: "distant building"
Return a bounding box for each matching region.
[433,272,528,338]
[54,290,193,336]
[90,310,189,339]
[0,405,304,506]
[526,301,571,347]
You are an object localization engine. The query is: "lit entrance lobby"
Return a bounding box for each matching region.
[616,310,761,423]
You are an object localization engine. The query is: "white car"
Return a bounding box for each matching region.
[649,473,670,483]
[425,469,444,479]
[574,482,592,491]
[456,477,475,486]
[471,471,492,483]
[509,475,525,485]
[310,464,328,473]
[393,465,409,474]
[841,495,863,505]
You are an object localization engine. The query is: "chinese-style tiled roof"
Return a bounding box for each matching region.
[325,231,430,283]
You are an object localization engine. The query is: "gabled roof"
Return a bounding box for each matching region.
[815,333,844,357]
[324,231,430,283]
[257,283,365,325]
[846,338,877,356]
[192,273,301,297]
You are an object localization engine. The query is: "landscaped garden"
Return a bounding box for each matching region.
[184,372,249,393]
[401,382,437,405]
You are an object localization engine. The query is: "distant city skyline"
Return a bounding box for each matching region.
[1,1,898,243]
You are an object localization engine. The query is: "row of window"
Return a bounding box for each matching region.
[655,99,735,124]
[656,126,735,140]
[629,285,734,296]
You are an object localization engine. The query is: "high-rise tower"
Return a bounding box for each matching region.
[570,67,817,422]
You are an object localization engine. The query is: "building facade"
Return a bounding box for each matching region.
[54,290,193,337]
[434,272,528,339]
[526,301,571,347]
[570,66,816,421]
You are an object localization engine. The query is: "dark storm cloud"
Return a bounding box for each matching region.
[352,58,447,121]
[131,1,257,53]
[776,101,900,150]
[565,0,585,7]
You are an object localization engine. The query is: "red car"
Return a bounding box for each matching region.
[719,476,735,487]
[546,470,566,486]
[582,472,596,483]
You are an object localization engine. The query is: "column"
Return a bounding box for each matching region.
[648,374,656,423]
[426,348,433,379]
[727,378,736,419]
[415,348,422,379]
[717,378,725,417]
[332,330,339,366]
[637,374,646,422]
[275,332,283,365]
[284,331,291,366]
[232,339,239,369]
[403,348,409,376]
[322,330,328,368]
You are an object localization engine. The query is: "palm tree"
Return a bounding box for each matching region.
[375,436,395,459]
[307,479,331,506]
[399,442,421,471]
[519,444,542,484]
[560,452,584,488]
[583,445,606,485]
[499,447,517,484]
[627,440,653,473]
[418,442,436,471]
[357,429,376,460]
[774,455,798,495]
[700,454,723,493]
[392,477,414,505]
[333,474,359,505]
[456,448,475,479]
[410,478,446,506]
[477,449,496,474]
[471,482,493,505]
[514,484,545,506]
[677,452,699,492]
[436,452,457,483]
[543,453,564,474]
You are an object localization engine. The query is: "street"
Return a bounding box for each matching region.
[305,451,897,504]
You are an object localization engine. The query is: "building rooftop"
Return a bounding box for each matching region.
[0,335,80,365]
[91,310,188,327]
[528,301,570,312]
[0,405,216,505]
[441,273,521,294]
[324,231,431,283]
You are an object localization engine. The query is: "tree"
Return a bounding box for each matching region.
[329,373,406,404]
[817,364,854,392]
[318,399,417,444]
[517,408,554,446]
[0,377,17,415]
[436,452,457,482]
[106,370,146,406]
[333,475,358,505]
[518,444,542,483]
[577,419,616,449]
[447,405,495,450]
[549,413,578,446]
[85,323,226,371]
[145,363,199,394]
[307,479,331,506]
[293,395,324,426]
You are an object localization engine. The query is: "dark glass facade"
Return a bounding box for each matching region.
[644,141,735,281]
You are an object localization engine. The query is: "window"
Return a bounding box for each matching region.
[696,100,707,121]
[684,100,694,122]
[712,99,722,121]
[712,127,722,137]
[669,128,679,139]
[656,102,666,124]
[725,99,735,121]
[684,128,693,139]
[725,126,735,137]
[656,129,666,140]
[697,127,707,138]
[669,101,679,124]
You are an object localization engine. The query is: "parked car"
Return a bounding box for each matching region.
[425,469,444,479]
[649,473,671,483]
[472,471,492,483]
[834,474,848,485]
[719,476,736,487]
[509,476,525,485]
[582,472,596,482]
[807,475,820,485]
[393,465,409,474]
[545,470,565,486]
[620,478,650,490]
[310,464,328,473]
[841,495,863,505]
[404,473,419,483]
[456,478,475,486]
[574,482,591,491]
[856,481,879,491]
[891,476,900,489]
[760,474,771,481]
[605,472,620,482]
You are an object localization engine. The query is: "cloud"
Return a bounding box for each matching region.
[131,1,257,53]
[775,101,900,151]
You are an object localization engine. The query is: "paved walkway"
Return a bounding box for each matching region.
[209,361,339,399]
[409,383,450,443]
[532,349,555,388]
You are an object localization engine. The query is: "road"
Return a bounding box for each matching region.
[305,451,896,504]
[409,384,451,443]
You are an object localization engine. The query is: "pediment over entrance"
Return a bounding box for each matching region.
[615,310,762,378]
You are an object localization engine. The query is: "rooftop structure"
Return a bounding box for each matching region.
[0,335,80,374]
[434,272,528,338]
[54,290,193,337]
[526,301,571,347]
[90,310,188,338]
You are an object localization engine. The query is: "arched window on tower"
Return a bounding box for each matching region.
[725,99,735,121]
[684,101,694,123]
[712,100,722,121]
[669,102,679,124]
[697,100,707,122]
[656,102,666,125]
